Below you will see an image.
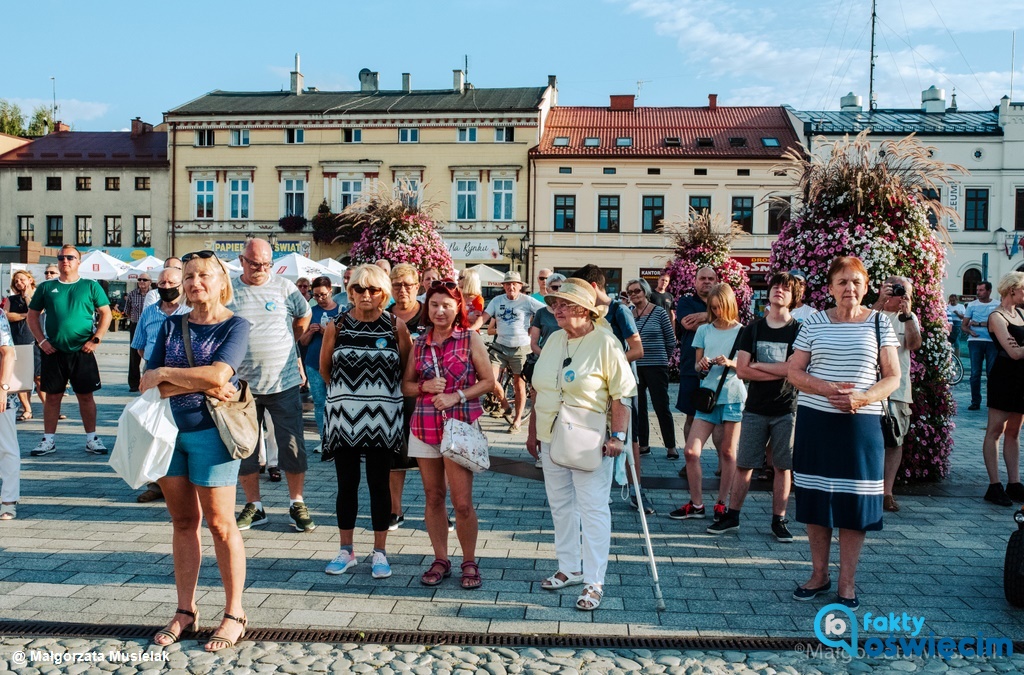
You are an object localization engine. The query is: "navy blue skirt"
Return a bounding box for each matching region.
[792,406,884,531]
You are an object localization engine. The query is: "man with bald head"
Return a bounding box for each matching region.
[143,257,183,309]
[229,239,314,533]
[531,268,552,302]
[675,266,720,440]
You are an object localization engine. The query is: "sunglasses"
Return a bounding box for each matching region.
[351,284,382,296]
[181,250,217,263]
[549,285,562,292]
[539,276,549,282]
[56,255,78,261]
[431,280,459,291]
[45,271,59,275]
[393,282,418,289]
[627,288,645,295]
[139,279,152,283]
[239,255,272,271]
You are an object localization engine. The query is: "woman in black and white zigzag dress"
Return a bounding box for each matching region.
[319,264,412,580]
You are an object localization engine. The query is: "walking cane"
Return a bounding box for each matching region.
[623,411,667,610]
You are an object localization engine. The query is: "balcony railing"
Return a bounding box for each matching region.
[436,219,527,233]
[172,220,284,234]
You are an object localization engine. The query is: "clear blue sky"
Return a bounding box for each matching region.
[2,0,1020,131]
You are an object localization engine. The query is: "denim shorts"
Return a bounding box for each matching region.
[165,426,241,488]
[694,401,743,425]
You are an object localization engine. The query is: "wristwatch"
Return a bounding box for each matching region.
[457,390,467,404]
[898,313,913,323]
[611,431,627,443]
[0,384,9,391]
[90,336,101,344]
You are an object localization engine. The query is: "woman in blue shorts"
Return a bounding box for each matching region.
[142,251,251,652]
[671,283,745,522]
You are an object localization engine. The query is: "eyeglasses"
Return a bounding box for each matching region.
[312,292,331,300]
[297,284,310,288]
[182,250,217,264]
[627,288,645,296]
[351,284,382,296]
[157,282,180,288]
[393,281,418,290]
[431,280,459,291]
[239,255,272,271]
[56,255,78,261]
[45,270,59,276]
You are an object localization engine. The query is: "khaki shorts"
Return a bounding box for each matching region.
[488,342,531,375]
[887,400,912,448]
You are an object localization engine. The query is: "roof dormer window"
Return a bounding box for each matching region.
[553,137,570,147]
[584,137,600,147]
[696,137,714,148]
[615,137,633,147]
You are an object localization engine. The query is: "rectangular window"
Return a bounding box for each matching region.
[46,177,61,191]
[106,176,120,191]
[737,169,750,176]
[767,196,792,235]
[603,268,623,297]
[641,195,665,233]
[965,188,989,231]
[615,137,633,147]
[230,129,249,146]
[647,168,661,175]
[75,216,92,246]
[558,167,572,174]
[553,137,570,146]
[924,188,941,229]
[195,179,214,219]
[732,196,754,233]
[603,167,616,175]
[492,179,514,221]
[229,178,250,219]
[1016,189,1024,232]
[76,176,91,191]
[285,178,305,216]
[457,127,477,143]
[104,216,121,246]
[285,128,304,144]
[689,195,711,216]
[339,179,363,209]
[694,168,708,176]
[46,216,63,246]
[456,179,477,220]
[554,195,576,232]
[598,195,620,232]
[584,137,600,147]
[135,176,151,190]
[195,130,214,147]
[17,177,31,191]
[17,216,34,242]
[495,127,515,142]
[399,128,419,143]
[134,216,152,246]
[343,128,362,143]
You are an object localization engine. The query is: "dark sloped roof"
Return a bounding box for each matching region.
[167,87,549,116]
[0,131,168,167]
[531,106,801,159]
[792,108,1001,135]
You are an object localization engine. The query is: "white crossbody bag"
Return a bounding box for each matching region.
[548,333,607,472]
[430,343,490,473]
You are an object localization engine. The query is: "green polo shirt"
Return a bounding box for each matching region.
[29,278,109,352]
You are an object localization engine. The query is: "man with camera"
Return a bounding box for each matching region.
[873,276,922,513]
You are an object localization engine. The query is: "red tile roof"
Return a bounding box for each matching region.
[0,130,168,167]
[531,105,801,159]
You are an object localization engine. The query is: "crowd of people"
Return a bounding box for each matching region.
[0,242,1021,642]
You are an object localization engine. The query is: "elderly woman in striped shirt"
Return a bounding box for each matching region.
[787,256,900,610]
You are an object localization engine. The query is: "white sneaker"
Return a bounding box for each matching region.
[85,438,108,455]
[31,438,56,456]
[371,551,392,579]
[324,549,357,575]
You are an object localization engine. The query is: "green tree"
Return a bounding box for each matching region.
[26,105,53,136]
[0,100,26,136]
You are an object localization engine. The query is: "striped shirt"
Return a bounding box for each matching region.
[634,304,675,367]
[123,289,147,323]
[227,275,312,395]
[792,310,898,415]
[130,301,191,361]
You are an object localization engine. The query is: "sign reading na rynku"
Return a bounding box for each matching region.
[212,240,311,258]
[446,239,501,261]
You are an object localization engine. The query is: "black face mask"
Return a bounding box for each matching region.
[158,286,181,302]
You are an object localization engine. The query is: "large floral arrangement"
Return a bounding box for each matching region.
[769,132,963,483]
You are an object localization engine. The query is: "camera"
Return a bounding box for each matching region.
[890,283,906,297]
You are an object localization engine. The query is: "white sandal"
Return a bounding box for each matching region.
[0,504,15,521]
[576,583,603,611]
[541,570,584,590]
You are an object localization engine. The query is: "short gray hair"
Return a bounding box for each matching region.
[626,278,652,299]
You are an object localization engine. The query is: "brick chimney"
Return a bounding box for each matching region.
[130,117,152,138]
[610,95,635,111]
[53,121,70,133]
[708,94,718,110]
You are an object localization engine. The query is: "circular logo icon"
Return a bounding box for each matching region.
[564,370,575,383]
[375,337,388,349]
[265,301,277,312]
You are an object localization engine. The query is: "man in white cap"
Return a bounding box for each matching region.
[477,270,545,432]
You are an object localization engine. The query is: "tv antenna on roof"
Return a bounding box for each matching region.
[637,80,650,99]
[464,54,469,83]
[868,0,877,110]
[50,76,57,125]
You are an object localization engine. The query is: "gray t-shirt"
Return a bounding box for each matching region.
[227,275,312,395]
[485,293,546,348]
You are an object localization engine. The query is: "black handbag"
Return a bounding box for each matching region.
[689,332,741,414]
[874,312,901,447]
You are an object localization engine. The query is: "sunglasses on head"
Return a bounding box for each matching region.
[56,255,78,261]
[181,250,217,264]
[431,279,458,291]
[351,284,382,296]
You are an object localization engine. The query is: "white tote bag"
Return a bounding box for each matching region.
[108,388,178,489]
[428,343,489,473]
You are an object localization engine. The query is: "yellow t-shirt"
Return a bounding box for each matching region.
[533,325,638,443]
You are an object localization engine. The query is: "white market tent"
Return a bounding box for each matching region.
[79,250,135,281]
[223,256,244,277]
[465,264,505,287]
[317,258,347,275]
[270,253,344,285]
[121,255,164,280]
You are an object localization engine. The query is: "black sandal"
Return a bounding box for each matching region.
[153,608,198,645]
[205,612,247,652]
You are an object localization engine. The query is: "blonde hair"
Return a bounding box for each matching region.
[706,283,739,325]
[347,264,393,308]
[459,269,482,297]
[183,255,233,307]
[10,269,36,294]
[390,263,419,284]
[997,271,1024,298]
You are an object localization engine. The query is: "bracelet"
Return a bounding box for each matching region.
[457,390,467,404]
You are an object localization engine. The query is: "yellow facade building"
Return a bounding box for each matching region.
[164,57,556,264]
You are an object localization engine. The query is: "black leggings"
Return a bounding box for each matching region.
[334,449,392,532]
[636,365,676,448]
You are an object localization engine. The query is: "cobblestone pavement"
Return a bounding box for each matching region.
[0,332,1022,672]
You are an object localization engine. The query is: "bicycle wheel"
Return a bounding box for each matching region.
[949,354,964,386]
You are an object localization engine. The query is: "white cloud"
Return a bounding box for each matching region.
[10,97,110,124]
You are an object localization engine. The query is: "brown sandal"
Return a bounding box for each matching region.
[420,558,451,586]
[204,612,247,652]
[153,608,198,645]
[460,560,482,590]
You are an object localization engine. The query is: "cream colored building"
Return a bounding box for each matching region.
[0,132,28,157]
[0,119,168,260]
[164,57,556,264]
[529,96,801,296]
